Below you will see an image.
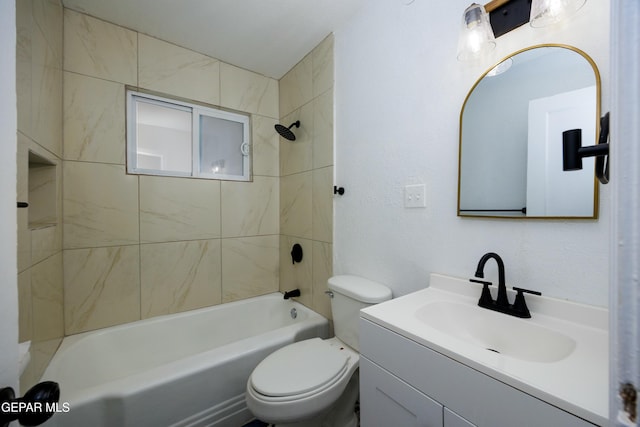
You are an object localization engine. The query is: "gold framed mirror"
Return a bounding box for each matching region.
[458,44,601,219]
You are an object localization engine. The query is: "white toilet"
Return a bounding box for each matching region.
[245,275,392,427]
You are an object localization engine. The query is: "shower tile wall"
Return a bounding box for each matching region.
[61,9,280,334]
[279,35,334,321]
[16,0,65,390]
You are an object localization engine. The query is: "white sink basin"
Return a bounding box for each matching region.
[415,300,576,363]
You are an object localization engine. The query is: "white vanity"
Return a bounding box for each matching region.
[359,273,608,427]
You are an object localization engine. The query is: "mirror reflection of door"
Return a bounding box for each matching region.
[526,86,596,216]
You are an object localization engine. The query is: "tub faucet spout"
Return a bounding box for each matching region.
[283,289,301,299]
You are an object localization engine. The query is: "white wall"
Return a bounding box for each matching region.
[334,0,610,306]
[0,0,19,390]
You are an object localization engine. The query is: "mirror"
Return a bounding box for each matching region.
[458,45,601,218]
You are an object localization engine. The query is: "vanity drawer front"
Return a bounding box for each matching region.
[359,318,598,427]
[444,408,476,427]
[360,356,443,427]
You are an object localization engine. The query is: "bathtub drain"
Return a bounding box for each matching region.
[290,308,297,319]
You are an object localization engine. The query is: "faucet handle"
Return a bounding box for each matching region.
[512,286,542,296]
[511,287,542,318]
[471,278,494,308]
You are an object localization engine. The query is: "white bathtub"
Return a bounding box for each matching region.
[41,293,329,427]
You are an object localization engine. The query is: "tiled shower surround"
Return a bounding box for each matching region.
[278,35,335,321]
[61,8,281,333]
[17,1,334,388]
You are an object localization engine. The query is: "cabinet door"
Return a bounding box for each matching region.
[360,357,443,427]
[444,408,476,427]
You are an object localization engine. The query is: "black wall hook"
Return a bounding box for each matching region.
[333,186,345,195]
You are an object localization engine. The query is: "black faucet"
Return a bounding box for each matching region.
[471,252,541,318]
[283,289,301,299]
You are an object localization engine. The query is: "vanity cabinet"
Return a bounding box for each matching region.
[359,318,598,427]
[360,357,475,426]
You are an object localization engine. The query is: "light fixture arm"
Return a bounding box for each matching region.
[562,112,610,185]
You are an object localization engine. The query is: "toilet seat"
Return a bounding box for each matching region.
[250,338,350,399]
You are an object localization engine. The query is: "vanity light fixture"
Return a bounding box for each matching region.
[530,0,587,27]
[456,3,496,61]
[457,0,588,60]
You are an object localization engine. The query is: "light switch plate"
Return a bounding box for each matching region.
[404,184,426,208]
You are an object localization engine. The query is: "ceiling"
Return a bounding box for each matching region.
[61,0,367,79]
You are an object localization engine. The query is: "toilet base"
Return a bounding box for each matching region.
[271,371,360,427]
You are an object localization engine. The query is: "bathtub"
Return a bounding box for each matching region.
[40,293,329,427]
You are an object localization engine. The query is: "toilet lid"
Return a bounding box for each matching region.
[250,338,349,397]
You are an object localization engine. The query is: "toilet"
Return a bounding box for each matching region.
[245,275,392,427]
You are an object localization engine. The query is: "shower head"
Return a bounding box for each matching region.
[275,120,300,141]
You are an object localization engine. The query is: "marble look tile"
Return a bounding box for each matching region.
[32,0,63,68]
[279,103,313,176]
[313,89,334,169]
[312,167,333,243]
[280,172,312,239]
[63,72,125,164]
[63,162,139,249]
[252,115,279,177]
[64,246,140,334]
[221,177,278,238]
[31,253,63,341]
[31,61,62,156]
[17,208,31,273]
[16,0,32,136]
[220,63,278,118]
[312,34,334,98]
[17,138,31,272]
[312,241,333,320]
[141,240,222,318]
[31,226,60,266]
[279,236,312,308]
[221,236,279,303]
[20,338,61,393]
[140,176,221,243]
[279,53,312,118]
[64,9,137,85]
[18,270,33,343]
[139,35,220,105]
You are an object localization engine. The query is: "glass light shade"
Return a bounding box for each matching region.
[457,3,496,61]
[530,0,587,27]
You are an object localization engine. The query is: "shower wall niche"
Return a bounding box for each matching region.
[28,151,57,230]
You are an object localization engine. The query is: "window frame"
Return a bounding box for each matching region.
[126,89,251,182]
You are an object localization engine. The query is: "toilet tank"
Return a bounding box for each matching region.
[327,275,392,351]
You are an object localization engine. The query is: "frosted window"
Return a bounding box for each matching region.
[127,90,250,181]
[199,115,245,177]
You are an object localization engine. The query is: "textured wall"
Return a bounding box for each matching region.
[334,0,610,307]
[1,0,18,394]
